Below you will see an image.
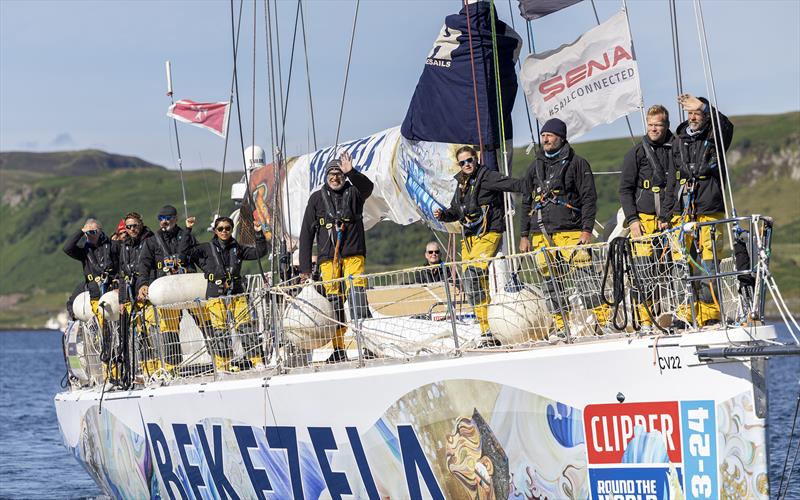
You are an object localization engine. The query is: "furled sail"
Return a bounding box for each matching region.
[401,1,521,171]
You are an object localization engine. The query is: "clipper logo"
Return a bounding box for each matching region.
[584,401,682,464]
[539,45,633,102]
[426,24,462,68]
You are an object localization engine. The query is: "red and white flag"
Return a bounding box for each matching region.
[166,100,230,137]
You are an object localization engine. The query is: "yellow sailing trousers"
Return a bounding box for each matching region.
[529,231,612,330]
[671,212,724,326]
[122,301,182,333]
[206,295,252,331]
[461,232,502,333]
[320,255,366,349]
[630,213,665,326]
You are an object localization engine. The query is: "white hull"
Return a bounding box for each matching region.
[55,325,774,499]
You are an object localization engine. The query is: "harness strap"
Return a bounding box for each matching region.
[641,142,665,218]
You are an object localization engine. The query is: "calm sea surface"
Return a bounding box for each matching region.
[0,327,798,499]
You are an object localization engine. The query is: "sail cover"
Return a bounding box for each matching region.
[401,1,521,169]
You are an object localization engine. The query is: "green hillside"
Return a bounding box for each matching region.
[0,150,239,327]
[1,111,799,328]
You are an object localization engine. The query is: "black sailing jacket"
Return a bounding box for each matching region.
[116,228,154,303]
[63,230,119,299]
[671,107,734,216]
[189,234,269,297]
[619,131,676,224]
[520,144,598,236]
[138,225,197,287]
[299,169,374,274]
[438,164,523,237]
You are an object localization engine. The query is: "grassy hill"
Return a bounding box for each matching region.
[1,112,799,327]
[0,150,239,327]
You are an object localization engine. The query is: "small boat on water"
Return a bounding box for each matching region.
[55,1,799,498]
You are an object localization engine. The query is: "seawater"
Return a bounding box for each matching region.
[0,327,798,499]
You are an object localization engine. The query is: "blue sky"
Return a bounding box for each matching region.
[2,0,799,171]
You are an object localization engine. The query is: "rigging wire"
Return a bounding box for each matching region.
[272,0,286,134]
[462,0,485,157]
[274,0,304,251]
[488,0,517,255]
[524,20,541,143]
[505,0,535,146]
[299,0,317,150]
[668,0,686,122]
[228,0,269,285]
[692,0,737,252]
[331,0,361,159]
[589,0,638,143]
[217,0,245,219]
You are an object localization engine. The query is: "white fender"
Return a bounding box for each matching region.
[98,290,120,321]
[282,285,335,350]
[72,291,94,322]
[148,273,208,306]
[487,285,553,344]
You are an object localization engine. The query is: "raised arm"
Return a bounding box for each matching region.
[63,230,86,261]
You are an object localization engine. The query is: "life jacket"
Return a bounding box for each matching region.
[319,185,360,228]
[152,228,188,274]
[455,166,490,232]
[529,149,579,215]
[84,237,115,289]
[638,137,670,217]
[675,125,716,218]
[205,238,243,294]
[120,231,151,284]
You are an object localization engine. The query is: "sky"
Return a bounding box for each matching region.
[1,0,799,172]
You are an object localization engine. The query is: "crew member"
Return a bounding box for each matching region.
[137,205,197,368]
[115,212,160,374]
[671,93,734,327]
[413,241,458,286]
[63,218,119,326]
[434,145,523,346]
[619,105,675,327]
[299,151,374,363]
[518,118,611,333]
[190,217,269,371]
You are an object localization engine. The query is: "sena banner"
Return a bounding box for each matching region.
[520,10,642,140]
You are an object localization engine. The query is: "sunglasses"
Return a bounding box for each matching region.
[458,157,475,167]
[215,226,233,232]
[84,230,99,236]
[158,215,175,221]
[427,250,440,255]
[125,224,141,230]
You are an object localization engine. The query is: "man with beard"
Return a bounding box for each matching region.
[671,93,734,327]
[299,151,374,363]
[190,217,269,371]
[518,118,611,335]
[115,212,160,374]
[137,205,197,369]
[619,105,676,327]
[434,145,523,346]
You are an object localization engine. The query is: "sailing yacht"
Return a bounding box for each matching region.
[55,1,798,498]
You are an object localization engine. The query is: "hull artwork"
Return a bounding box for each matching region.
[55,327,772,499]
